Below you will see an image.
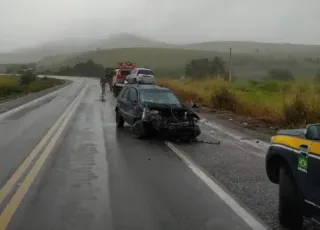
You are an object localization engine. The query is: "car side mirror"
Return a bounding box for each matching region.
[306,124,320,140]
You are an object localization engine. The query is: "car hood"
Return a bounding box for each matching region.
[276,128,306,138]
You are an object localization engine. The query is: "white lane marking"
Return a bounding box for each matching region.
[165,141,268,230]
[199,119,270,151]
[0,83,71,121]
[201,130,267,159]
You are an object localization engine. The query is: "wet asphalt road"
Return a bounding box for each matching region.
[0,76,306,230]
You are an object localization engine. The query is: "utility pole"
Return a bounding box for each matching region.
[228,47,232,83]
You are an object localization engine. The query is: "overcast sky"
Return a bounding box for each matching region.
[0,0,319,52]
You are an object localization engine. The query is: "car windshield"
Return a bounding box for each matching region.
[120,70,131,76]
[139,89,180,105]
[137,69,154,75]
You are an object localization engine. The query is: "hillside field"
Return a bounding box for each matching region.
[158,78,320,127]
[37,47,320,80]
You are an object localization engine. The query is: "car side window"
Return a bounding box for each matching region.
[307,126,320,140]
[118,88,125,98]
[122,88,129,100]
[128,88,138,102]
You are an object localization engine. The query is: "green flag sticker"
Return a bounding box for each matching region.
[298,154,308,172]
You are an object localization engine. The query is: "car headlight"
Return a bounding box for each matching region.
[270,136,274,144]
[142,107,150,120]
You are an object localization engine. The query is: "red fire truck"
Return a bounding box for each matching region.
[111,62,136,97]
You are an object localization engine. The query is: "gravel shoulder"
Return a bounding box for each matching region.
[193,107,277,142]
[0,80,71,114]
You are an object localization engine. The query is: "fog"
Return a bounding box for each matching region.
[0,0,319,52]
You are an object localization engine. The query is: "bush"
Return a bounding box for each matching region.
[283,93,309,126]
[19,70,37,85]
[210,87,238,112]
[158,78,320,128]
[267,68,294,82]
[0,75,63,99]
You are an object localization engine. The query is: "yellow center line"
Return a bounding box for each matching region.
[0,85,85,206]
[0,86,87,230]
[0,84,87,230]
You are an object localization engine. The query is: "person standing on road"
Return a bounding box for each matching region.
[100,75,108,95]
[105,68,114,92]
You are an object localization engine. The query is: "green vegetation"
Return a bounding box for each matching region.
[158,77,320,127]
[0,73,64,101]
[54,60,104,77]
[3,63,37,74]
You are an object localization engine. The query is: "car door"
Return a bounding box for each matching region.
[125,87,138,125]
[304,139,320,216]
[294,125,320,217]
[117,87,130,121]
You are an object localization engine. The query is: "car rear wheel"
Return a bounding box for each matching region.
[116,110,124,128]
[279,166,303,229]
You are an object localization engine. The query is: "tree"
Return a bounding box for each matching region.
[185,56,227,79]
[314,69,320,82]
[55,59,105,77]
[267,68,294,82]
[210,57,226,78]
[19,68,37,85]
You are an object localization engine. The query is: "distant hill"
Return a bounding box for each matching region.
[2,33,320,78]
[3,33,320,65]
[0,33,176,64]
[181,41,320,56]
[92,33,176,49]
[36,47,320,79]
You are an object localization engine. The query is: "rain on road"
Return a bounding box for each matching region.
[0,77,289,230]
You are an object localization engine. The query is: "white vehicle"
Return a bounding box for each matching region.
[125,68,155,84]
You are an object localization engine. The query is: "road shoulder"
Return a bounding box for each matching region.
[195,109,275,142]
[0,80,72,114]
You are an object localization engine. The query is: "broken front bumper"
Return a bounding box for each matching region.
[158,122,201,139]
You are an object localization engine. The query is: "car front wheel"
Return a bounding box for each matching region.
[279,166,304,229]
[132,120,147,138]
[116,110,124,128]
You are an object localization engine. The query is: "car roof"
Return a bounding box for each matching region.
[135,67,152,71]
[125,84,170,91]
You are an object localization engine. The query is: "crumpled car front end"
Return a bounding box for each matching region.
[141,104,201,140]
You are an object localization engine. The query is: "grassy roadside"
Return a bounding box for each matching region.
[158,78,320,128]
[0,75,64,102]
